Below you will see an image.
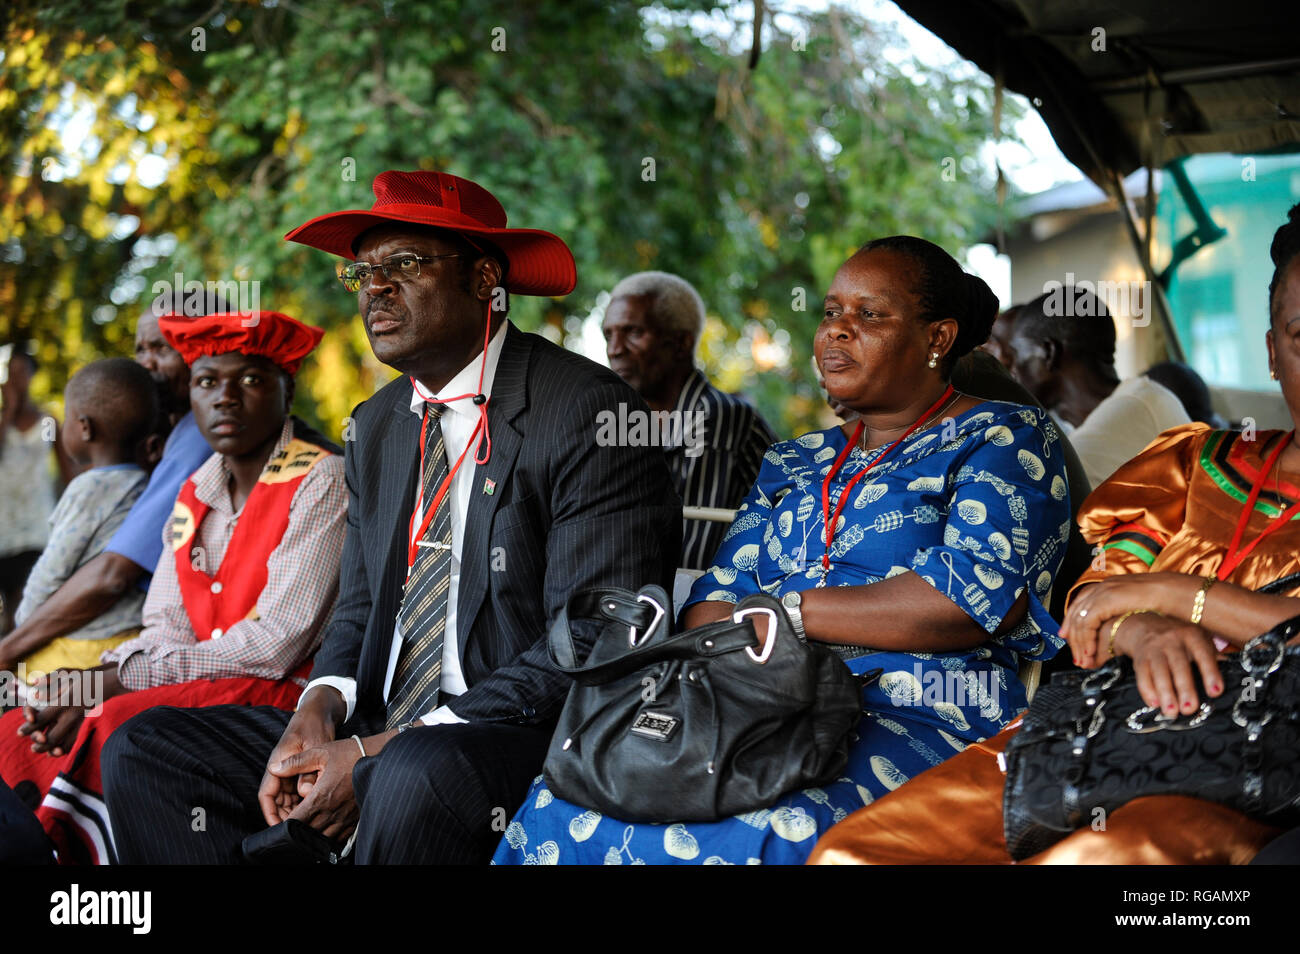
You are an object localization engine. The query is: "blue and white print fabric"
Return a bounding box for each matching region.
[492,400,1071,865]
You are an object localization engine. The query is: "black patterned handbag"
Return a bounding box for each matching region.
[1002,614,1300,860]
[542,585,863,823]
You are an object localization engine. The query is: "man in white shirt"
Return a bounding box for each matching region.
[103,171,680,864]
[1006,288,1190,488]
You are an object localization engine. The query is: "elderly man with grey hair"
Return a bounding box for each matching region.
[602,270,775,570]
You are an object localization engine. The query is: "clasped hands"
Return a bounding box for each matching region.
[256,688,414,842]
[1061,573,1225,719]
[16,664,121,757]
[258,709,361,842]
[17,669,89,757]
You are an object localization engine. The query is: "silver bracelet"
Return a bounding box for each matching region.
[351,734,367,758]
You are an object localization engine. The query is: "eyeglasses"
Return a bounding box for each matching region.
[335,252,462,292]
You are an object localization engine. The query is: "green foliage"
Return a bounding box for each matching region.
[2,0,1018,437]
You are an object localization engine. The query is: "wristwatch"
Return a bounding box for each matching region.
[781,591,806,641]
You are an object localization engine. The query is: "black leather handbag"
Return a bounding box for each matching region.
[542,585,863,823]
[1002,614,1300,860]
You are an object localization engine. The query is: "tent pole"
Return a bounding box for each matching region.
[1110,170,1186,363]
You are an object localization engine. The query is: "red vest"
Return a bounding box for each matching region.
[169,437,333,681]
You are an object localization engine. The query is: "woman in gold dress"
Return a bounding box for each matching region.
[808,203,1300,865]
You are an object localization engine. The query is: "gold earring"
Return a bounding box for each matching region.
[928,352,939,369]
[1272,369,1279,380]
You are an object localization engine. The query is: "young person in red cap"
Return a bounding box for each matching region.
[104,169,681,865]
[0,310,346,864]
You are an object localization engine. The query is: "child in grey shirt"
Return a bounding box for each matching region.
[3,359,159,681]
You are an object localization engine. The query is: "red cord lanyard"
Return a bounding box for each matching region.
[405,412,483,575]
[1218,430,1300,580]
[820,384,955,571]
[405,307,495,578]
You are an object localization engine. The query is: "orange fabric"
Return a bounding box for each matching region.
[1067,424,1300,605]
[807,722,1016,865]
[810,424,1300,865]
[1023,796,1281,865]
[807,723,1283,865]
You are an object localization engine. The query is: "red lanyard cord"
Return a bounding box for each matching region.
[405,304,496,574]
[1218,430,1300,581]
[820,385,955,571]
[405,413,483,573]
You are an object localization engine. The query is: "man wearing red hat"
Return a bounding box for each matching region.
[105,170,680,864]
[0,310,347,863]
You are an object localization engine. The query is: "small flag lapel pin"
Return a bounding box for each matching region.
[483,478,496,496]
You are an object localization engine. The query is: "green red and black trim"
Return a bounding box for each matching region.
[1103,521,1168,567]
[1202,429,1300,519]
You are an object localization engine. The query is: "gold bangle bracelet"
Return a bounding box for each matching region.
[1108,609,1161,658]
[1190,575,1216,626]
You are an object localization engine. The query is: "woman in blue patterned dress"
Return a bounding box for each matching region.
[493,236,1072,865]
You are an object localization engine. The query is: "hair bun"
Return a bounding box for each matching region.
[961,273,999,349]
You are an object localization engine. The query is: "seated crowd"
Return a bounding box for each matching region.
[0,169,1296,866]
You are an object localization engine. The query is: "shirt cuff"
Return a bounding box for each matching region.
[301,676,356,722]
[419,705,468,726]
[110,649,152,692]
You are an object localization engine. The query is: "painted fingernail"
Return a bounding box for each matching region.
[1210,682,1221,693]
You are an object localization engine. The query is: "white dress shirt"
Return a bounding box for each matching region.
[304,319,509,728]
[1061,376,1191,488]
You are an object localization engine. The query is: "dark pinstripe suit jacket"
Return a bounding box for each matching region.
[308,323,681,728]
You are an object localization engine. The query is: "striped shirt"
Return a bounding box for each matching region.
[102,418,346,690]
[670,369,776,570]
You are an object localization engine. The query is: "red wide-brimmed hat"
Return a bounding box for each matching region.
[284,170,577,297]
[158,311,324,376]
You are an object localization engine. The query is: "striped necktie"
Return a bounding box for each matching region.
[387,403,454,729]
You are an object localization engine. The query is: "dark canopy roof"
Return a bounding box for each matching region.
[894,1,1300,185]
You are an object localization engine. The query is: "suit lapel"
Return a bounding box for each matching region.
[367,393,421,681]
[456,325,532,646]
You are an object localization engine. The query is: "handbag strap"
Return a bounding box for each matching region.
[1236,628,1294,813]
[1261,611,1300,641]
[548,588,656,671]
[1258,574,1300,596]
[1061,662,1122,827]
[548,587,761,681]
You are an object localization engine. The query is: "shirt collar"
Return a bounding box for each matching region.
[191,416,295,515]
[673,367,709,415]
[409,319,511,420]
